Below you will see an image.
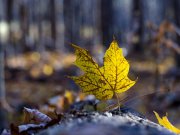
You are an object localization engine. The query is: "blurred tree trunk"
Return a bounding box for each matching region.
[0,0,9,132]
[6,0,13,22]
[64,0,73,50]
[140,0,167,91]
[174,0,180,67]
[6,0,14,56]
[64,0,101,52]
[140,0,166,45]
[53,0,65,51]
[101,0,133,50]
[50,0,56,49]
[0,43,5,103]
[112,0,133,48]
[19,2,29,52]
[37,0,45,52]
[0,1,7,103]
[0,41,8,132]
[101,0,113,46]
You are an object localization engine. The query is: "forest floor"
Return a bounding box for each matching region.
[4,51,180,130]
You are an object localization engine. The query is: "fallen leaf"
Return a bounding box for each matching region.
[24,107,52,124]
[154,111,180,134]
[64,90,74,104]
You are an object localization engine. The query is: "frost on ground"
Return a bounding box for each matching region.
[37,107,176,135]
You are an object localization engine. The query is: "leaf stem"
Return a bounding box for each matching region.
[116,93,121,112]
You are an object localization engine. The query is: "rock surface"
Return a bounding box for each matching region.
[37,107,176,135]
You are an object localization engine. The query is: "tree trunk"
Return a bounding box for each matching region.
[0,43,5,106]
[64,0,101,52]
[101,0,133,50]
[0,40,8,133]
[54,0,65,51]
[174,0,180,67]
[101,0,113,46]
[140,0,166,45]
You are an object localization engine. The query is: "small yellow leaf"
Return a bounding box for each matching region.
[43,64,53,76]
[64,90,74,104]
[154,111,180,134]
[30,52,41,62]
[77,92,86,101]
[70,39,136,100]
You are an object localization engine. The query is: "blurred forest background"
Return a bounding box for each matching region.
[0,0,180,132]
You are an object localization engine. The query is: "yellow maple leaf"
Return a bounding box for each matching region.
[154,111,180,134]
[70,39,136,100]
